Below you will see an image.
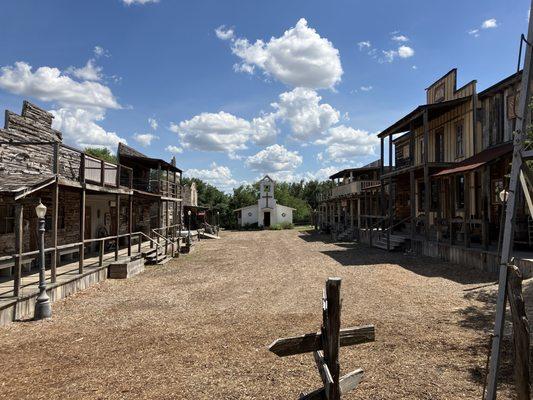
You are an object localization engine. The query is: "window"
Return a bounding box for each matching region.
[402,145,410,158]
[0,205,15,234]
[435,128,444,162]
[455,175,465,209]
[455,122,464,158]
[263,185,270,192]
[434,83,445,102]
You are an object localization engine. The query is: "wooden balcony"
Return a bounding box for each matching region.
[320,180,380,201]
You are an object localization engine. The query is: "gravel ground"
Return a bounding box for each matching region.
[0,229,525,399]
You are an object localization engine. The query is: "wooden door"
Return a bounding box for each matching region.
[84,206,91,240]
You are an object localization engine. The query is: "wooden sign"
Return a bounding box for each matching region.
[269,278,375,399]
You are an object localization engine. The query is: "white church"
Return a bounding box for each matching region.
[235,176,295,228]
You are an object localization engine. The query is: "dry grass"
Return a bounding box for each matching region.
[0,229,525,399]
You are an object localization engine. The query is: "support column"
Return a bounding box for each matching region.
[349,198,354,229]
[115,194,120,261]
[482,165,490,250]
[165,200,170,255]
[79,189,86,274]
[380,137,385,221]
[128,194,133,257]
[423,110,430,240]
[449,177,455,246]
[464,173,471,248]
[13,204,23,297]
[410,170,415,242]
[51,182,59,283]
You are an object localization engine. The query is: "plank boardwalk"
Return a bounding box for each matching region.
[0,229,525,399]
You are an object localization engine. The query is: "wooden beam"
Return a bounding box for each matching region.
[128,194,133,257]
[79,188,85,274]
[482,165,490,250]
[507,265,531,400]
[323,278,341,400]
[313,350,333,397]
[13,204,23,297]
[519,171,533,217]
[51,181,59,283]
[410,170,415,243]
[299,369,364,400]
[464,173,471,248]
[115,194,120,261]
[268,325,375,357]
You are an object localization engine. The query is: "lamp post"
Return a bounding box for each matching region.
[187,210,192,245]
[34,200,51,320]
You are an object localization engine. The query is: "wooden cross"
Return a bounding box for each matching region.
[269,278,375,399]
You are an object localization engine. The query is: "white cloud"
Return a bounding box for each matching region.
[173,111,253,155]
[185,162,238,192]
[245,144,302,173]
[482,18,498,29]
[215,25,234,41]
[315,125,379,162]
[122,0,159,5]
[51,107,126,150]
[273,87,339,141]
[227,18,343,89]
[0,61,125,150]
[397,45,414,58]
[381,50,397,63]
[165,145,183,154]
[392,34,409,42]
[468,29,480,37]
[93,46,110,58]
[133,133,158,146]
[251,113,278,145]
[67,59,103,82]
[357,41,371,50]
[0,62,120,109]
[360,85,373,92]
[148,117,158,130]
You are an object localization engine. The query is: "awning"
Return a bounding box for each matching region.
[378,96,472,139]
[432,143,513,177]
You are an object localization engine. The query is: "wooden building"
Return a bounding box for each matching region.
[0,101,183,305]
[317,160,387,241]
[373,69,533,274]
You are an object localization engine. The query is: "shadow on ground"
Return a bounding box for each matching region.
[298,230,497,285]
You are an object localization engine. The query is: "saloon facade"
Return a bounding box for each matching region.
[319,69,533,275]
[0,101,184,323]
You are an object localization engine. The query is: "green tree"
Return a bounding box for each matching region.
[84,147,117,163]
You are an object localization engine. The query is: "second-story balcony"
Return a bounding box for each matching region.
[318,180,381,202]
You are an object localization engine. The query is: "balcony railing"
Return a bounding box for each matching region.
[319,180,380,201]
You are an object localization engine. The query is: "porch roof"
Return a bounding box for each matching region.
[432,142,513,177]
[377,96,471,139]
[0,173,55,197]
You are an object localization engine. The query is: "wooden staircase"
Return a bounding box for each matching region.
[372,234,407,251]
[142,247,171,265]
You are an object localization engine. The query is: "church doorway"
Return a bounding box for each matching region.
[264,211,271,227]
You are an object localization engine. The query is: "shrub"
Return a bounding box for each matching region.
[280,222,294,230]
[269,224,283,230]
[241,222,260,231]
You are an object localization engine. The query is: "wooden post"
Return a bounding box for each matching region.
[507,265,531,400]
[380,137,385,224]
[486,5,533,397]
[323,278,341,400]
[100,159,105,186]
[99,240,104,267]
[115,194,120,261]
[464,173,471,248]
[449,176,454,246]
[138,232,142,254]
[165,200,169,255]
[482,165,490,250]
[128,194,133,257]
[79,188,85,274]
[51,181,59,283]
[13,204,23,297]
[410,170,416,243]
[423,109,430,240]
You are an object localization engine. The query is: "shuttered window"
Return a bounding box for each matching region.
[0,205,15,234]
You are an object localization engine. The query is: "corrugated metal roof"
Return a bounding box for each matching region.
[432,143,512,177]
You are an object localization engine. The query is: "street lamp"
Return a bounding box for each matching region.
[34,200,51,320]
[187,210,192,245]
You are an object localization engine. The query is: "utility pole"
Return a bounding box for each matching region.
[485,3,533,399]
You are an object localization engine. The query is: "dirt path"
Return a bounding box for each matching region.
[0,229,517,399]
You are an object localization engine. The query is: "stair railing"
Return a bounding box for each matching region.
[377,215,412,251]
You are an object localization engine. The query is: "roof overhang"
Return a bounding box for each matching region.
[378,96,472,139]
[432,143,512,177]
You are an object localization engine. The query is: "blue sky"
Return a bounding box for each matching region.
[0,0,529,191]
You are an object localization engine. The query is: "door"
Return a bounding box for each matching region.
[85,206,92,240]
[264,211,271,227]
[435,129,444,162]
